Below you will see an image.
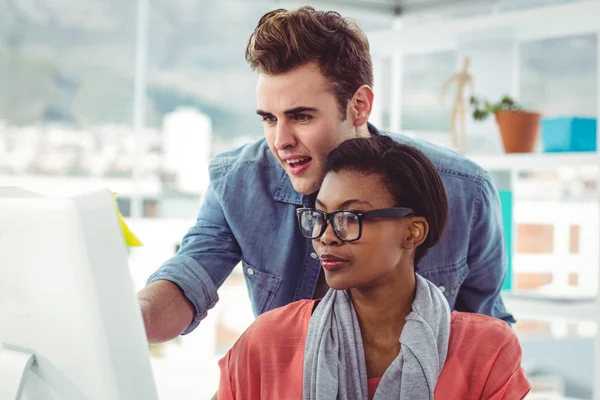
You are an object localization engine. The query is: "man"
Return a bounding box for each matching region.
[138,6,514,344]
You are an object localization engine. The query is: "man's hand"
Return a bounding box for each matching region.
[137,280,195,344]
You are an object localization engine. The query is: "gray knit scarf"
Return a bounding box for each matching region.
[303,274,451,400]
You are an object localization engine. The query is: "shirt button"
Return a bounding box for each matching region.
[310,252,318,259]
[438,286,446,293]
[246,268,255,276]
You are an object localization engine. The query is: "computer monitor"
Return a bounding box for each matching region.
[0,188,158,400]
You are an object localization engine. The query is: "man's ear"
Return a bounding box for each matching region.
[349,85,374,127]
[404,217,429,249]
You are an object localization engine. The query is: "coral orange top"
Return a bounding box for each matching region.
[218,300,530,400]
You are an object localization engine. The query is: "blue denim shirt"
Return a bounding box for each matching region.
[147,126,515,334]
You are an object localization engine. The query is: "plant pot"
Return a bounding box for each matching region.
[495,110,542,153]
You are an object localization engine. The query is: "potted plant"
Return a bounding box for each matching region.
[470,95,542,153]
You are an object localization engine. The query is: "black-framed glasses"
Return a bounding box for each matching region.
[296,207,415,243]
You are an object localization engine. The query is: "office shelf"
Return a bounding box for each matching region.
[469,152,598,171]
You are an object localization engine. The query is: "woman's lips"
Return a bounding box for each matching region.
[320,254,349,271]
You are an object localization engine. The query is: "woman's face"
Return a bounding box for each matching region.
[312,170,427,291]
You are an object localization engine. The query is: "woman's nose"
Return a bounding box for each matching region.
[319,221,341,246]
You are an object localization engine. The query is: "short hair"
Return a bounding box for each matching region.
[245,6,373,119]
[325,135,448,265]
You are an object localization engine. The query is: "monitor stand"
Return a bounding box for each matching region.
[0,345,36,400]
[0,345,63,400]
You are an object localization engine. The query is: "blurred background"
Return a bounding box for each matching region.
[2,0,600,398]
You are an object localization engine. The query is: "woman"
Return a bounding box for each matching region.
[217,135,530,400]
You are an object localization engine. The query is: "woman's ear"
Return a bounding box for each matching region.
[404,216,429,249]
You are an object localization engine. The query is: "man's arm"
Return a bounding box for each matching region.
[139,174,242,342]
[455,169,515,324]
[138,280,195,344]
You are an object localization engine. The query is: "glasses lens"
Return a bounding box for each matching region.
[333,212,360,241]
[299,210,325,239]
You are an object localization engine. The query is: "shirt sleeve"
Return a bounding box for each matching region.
[481,332,531,400]
[217,351,236,400]
[146,158,242,334]
[455,169,515,324]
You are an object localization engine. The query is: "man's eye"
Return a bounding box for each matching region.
[295,114,312,122]
[262,116,276,124]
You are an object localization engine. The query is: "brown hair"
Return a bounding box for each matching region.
[245,6,373,119]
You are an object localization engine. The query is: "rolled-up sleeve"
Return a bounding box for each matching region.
[146,160,242,334]
[456,169,515,324]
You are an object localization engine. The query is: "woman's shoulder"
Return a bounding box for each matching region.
[254,299,315,332]
[449,310,516,343]
[437,312,530,399]
[217,301,315,399]
[230,299,316,355]
[446,310,522,373]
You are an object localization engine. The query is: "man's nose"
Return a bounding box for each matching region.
[274,121,297,150]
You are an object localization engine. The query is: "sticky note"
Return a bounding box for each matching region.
[112,193,143,247]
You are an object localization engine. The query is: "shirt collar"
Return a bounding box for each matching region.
[273,170,308,206]
[367,122,381,136]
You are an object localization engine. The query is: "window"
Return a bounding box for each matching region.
[401,51,457,132]
[520,34,597,117]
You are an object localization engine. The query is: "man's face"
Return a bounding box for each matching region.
[256,63,356,195]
